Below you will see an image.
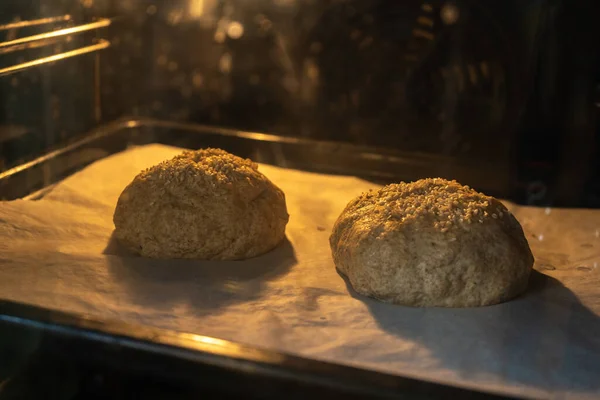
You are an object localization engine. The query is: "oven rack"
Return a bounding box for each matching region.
[0,14,111,77]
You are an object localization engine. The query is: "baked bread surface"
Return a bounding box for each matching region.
[329,178,534,307]
[114,148,289,260]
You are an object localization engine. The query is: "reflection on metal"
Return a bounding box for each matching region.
[309,42,322,54]
[214,30,226,43]
[192,71,204,87]
[0,39,110,77]
[454,65,465,92]
[305,59,319,80]
[480,61,490,78]
[0,36,61,55]
[0,18,111,49]
[219,52,232,73]
[359,36,373,49]
[0,116,509,202]
[421,3,434,13]
[0,15,71,31]
[146,5,158,15]
[94,52,102,123]
[417,16,434,28]
[0,125,29,142]
[185,333,286,363]
[467,64,478,85]
[412,28,434,41]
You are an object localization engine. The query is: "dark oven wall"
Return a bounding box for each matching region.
[2,1,597,207]
[100,0,544,191]
[0,0,547,180]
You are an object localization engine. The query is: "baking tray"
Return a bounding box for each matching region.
[0,117,508,201]
[0,118,514,399]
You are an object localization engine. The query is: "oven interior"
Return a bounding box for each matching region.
[1,0,597,206]
[0,1,599,399]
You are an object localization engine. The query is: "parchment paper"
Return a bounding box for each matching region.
[1,144,599,399]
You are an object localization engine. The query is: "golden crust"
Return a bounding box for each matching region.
[330,178,534,307]
[113,148,289,260]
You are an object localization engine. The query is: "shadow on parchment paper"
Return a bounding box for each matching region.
[103,231,297,317]
[341,270,600,396]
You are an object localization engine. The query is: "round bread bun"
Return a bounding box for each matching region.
[329,178,534,307]
[113,148,289,260]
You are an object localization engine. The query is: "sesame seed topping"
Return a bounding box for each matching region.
[346,178,507,233]
[129,148,272,202]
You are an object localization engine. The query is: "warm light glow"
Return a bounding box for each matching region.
[192,71,204,87]
[192,335,225,346]
[189,0,204,18]
[184,333,286,363]
[227,21,244,39]
[441,3,460,25]
[214,30,226,43]
[219,53,232,73]
[305,59,319,80]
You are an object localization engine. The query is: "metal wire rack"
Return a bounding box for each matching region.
[0,14,111,77]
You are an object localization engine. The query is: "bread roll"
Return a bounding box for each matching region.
[330,178,534,307]
[114,148,289,260]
